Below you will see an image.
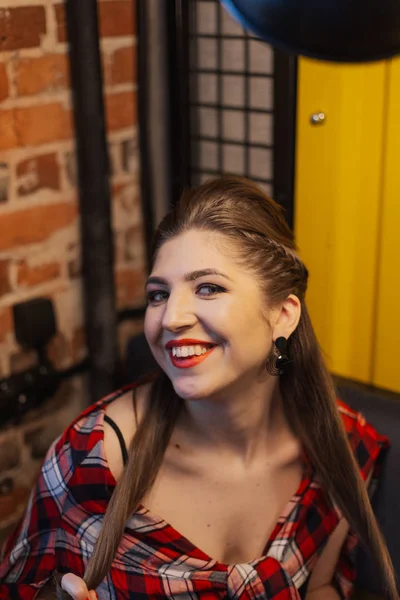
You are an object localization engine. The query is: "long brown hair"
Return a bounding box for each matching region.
[58,176,397,599]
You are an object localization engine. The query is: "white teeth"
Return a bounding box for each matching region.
[171,345,212,357]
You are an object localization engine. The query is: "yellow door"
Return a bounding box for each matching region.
[294,58,387,384]
[372,57,400,393]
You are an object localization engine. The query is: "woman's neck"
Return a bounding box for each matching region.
[176,377,292,469]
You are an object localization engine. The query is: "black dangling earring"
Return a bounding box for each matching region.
[266,336,292,376]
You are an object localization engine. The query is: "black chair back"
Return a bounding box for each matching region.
[336,379,400,594]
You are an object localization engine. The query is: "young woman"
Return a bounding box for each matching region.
[0,176,397,600]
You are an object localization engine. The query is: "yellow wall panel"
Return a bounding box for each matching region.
[294,58,387,383]
[373,58,400,393]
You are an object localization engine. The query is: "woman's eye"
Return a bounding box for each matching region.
[197,284,225,296]
[147,290,168,303]
[146,284,225,304]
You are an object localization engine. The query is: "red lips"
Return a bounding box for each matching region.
[165,338,215,349]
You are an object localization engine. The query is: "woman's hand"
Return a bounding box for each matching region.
[61,573,98,600]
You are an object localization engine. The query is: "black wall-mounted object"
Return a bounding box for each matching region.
[1,298,81,427]
[221,0,400,63]
[13,298,56,357]
[0,298,147,428]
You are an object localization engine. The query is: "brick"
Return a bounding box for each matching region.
[15,103,73,148]
[65,151,77,187]
[125,224,144,262]
[114,230,126,263]
[0,260,11,296]
[0,104,73,151]
[0,202,77,252]
[54,4,67,43]
[115,265,146,309]
[0,7,46,52]
[117,183,140,214]
[55,1,135,43]
[16,153,60,197]
[107,143,120,175]
[0,63,8,102]
[17,260,61,288]
[16,54,69,97]
[112,181,129,197]
[99,1,135,38]
[105,90,137,131]
[121,137,138,172]
[0,108,18,150]
[107,45,136,86]
[0,163,9,203]
[0,306,12,343]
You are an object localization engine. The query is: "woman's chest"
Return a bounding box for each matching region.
[141,457,304,565]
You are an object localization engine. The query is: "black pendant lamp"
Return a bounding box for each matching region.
[222,0,400,62]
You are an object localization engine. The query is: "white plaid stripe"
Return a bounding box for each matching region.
[228,563,266,600]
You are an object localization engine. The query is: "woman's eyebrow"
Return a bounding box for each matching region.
[145,269,233,288]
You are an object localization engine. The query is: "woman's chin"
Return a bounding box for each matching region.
[170,379,209,401]
[173,386,203,401]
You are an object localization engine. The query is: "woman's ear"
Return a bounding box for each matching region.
[272,294,301,339]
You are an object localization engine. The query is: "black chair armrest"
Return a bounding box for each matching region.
[335,378,400,594]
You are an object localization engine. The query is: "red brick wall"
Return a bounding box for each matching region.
[0,0,147,541]
[0,0,146,378]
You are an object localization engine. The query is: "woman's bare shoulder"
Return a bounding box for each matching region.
[104,381,153,479]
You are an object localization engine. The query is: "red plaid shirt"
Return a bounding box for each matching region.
[0,378,389,600]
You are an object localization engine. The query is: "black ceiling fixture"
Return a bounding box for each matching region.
[221,0,400,62]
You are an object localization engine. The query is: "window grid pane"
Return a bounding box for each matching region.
[188,0,274,188]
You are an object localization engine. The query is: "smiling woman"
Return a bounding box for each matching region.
[143,227,301,405]
[0,176,396,600]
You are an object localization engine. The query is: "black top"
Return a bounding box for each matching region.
[103,388,137,466]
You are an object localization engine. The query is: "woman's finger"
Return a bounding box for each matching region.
[60,573,93,600]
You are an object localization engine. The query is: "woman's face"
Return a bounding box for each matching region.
[144,229,274,401]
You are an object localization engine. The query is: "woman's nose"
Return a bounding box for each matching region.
[161,291,196,331]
